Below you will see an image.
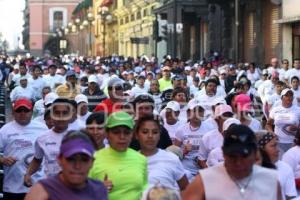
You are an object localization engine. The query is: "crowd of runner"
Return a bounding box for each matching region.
[0,53,300,199]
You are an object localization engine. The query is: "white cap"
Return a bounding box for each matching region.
[222,118,241,132]
[262,69,269,75]
[214,104,233,118]
[44,92,58,106]
[19,76,28,81]
[122,71,128,75]
[13,64,19,70]
[184,66,191,71]
[88,75,98,83]
[165,101,180,112]
[75,94,88,104]
[187,99,203,110]
[219,69,227,75]
[281,88,293,97]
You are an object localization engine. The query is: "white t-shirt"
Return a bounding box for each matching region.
[28,77,46,100]
[163,120,184,143]
[12,74,32,87]
[278,68,289,82]
[195,93,224,118]
[131,85,148,98]
[33,99,45,118]
[247,70,260,85]
[43,74,65,90]
[175,121,211,176]
[10,86,35,102]
[286,68,300,83]
[269,105,300,143]
[248,117,262,132]
[0,120,48,193]
[68,118,86,131]
[282,146,300,178]
[266,93,281,107]
[202,117,218,131]
[77,112,91,125]
[207,147,224,167]
[34,128,69,177]
[198,129,223,161]
[275,160,297,199]
[146,149,186,190]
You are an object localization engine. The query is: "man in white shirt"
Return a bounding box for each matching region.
[278,59,290,83]
[132,75,148,97]
[286,58,300,84]
[24,98,73,186]
[75,94,91,124]
[196,79,225,118]
[291,76,300,105]
[0,98,48,200]
[28,65,46,101]
[161,101,184,143]
[43,64,64,90]
[198,105,238,168]
[10,76,35,103]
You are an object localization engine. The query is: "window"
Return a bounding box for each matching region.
[53,11,63,30]
[120,18,124,25]
[143,9,148,17]
[125,16,129,23]
[131,14,135,21]
[137,11,141,20]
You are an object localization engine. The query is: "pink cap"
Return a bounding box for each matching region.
[271,71,279,78]
[234,94,251,112]
[199,68,206,76]
[214,104,233,118]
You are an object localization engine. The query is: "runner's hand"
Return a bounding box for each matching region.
[1,156,17,166]
[23,174,33,187]
[103,174,113,192]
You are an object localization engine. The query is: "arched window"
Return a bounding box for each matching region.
[53,11,63,30]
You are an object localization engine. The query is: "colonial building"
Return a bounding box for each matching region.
[275,0,300,62]
[28,0,81,56]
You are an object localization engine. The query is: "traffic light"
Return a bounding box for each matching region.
[153,19,159,40]
[160,24,168,41]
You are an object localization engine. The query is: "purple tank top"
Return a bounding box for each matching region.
[39,174,108,200]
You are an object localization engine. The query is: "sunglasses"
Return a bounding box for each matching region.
[15,108,31,113]
[108,85,123,91]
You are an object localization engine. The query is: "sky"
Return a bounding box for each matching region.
[0,0,25,50]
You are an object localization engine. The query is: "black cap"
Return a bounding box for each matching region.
[222,124,257,156]
[193,77,200,82]
[172,74,185,81]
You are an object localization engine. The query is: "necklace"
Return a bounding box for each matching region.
[230,172,253,195]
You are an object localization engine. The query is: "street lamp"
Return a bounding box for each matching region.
[87,12,94,56]
[74,18,81,55]
[98,6,112,57]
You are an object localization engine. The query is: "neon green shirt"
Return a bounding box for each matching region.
[89,147,148,200]
[158,78,172,92]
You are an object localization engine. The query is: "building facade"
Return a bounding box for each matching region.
[275,0,300,62]
[28,0,81,56]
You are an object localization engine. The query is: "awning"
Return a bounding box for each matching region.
[72,0,93,15]
[101,0,113,7]
[273,16,300,24]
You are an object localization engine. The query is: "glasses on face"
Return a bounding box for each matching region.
[283,62,288,64]
[108,85,123,91]
[15,108,31,113]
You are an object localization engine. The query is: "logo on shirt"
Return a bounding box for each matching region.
[45,142,57,146]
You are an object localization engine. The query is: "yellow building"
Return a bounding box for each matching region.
[93,0,160,57]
